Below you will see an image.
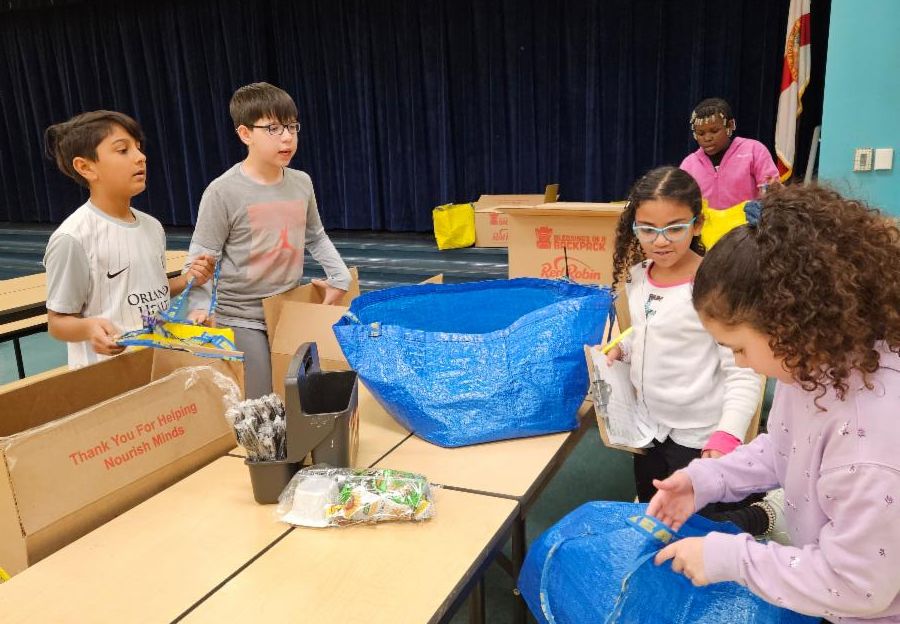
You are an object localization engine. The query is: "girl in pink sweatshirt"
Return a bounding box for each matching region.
[680,98,780,210]
[651,185,900,623]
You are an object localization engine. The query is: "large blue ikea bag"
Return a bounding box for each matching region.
[518,501,819,624]
[333,278,613,447]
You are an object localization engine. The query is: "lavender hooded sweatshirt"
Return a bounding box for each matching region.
[685,343,900,623]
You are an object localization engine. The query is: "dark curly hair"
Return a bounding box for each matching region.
[693,184,900,400]
[611,166,705,291]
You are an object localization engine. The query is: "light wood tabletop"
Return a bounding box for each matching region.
[0,457,289,624]
[179,487,519,624]
[376,400,594,501]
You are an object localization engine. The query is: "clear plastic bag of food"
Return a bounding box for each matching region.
[276,465,435,528]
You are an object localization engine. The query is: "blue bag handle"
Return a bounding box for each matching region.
[161,258,222,323]
[537,514,674,624]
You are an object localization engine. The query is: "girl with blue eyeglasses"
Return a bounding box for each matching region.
[606,166,762,505]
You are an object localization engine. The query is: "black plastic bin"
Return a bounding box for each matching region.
[284,342,359,467]
[244,458,301,504]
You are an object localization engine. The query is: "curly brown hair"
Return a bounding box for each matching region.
[693,184,900,400]
[611,166,704,291]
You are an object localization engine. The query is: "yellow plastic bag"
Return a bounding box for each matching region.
[432,202,475,250]
[117,261,242,360]
[700,199,749,250]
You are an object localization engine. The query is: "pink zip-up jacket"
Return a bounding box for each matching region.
[685,343,900,623]
[680,137,779,210]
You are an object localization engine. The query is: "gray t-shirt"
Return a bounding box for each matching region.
[186,164,351,330]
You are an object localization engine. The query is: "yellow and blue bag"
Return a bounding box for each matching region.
[432,202,475,250]
[117,261,242,360]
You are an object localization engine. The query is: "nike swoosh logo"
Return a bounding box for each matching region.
[107,267,128,279]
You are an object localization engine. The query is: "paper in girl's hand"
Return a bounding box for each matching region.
[585,345,655,451]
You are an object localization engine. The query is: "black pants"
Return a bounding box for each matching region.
[633,437,701,503]
[634,437,767,534]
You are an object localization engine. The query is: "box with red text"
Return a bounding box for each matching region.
[0,349,242,576]
[501,202,624,285]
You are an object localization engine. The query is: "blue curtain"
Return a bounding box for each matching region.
[0,0,814,230]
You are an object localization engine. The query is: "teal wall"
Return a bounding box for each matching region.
[819,0,900,215]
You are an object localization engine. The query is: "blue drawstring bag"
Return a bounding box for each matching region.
[518,501,819,624]
[332,278,613,447]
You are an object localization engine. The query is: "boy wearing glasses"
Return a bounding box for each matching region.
[186,82,351,398]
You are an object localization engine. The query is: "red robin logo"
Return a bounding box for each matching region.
[535,226,553,249]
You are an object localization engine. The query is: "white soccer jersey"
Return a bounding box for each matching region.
[44,201,170,368]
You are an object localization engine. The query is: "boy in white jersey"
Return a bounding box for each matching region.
[42,110,215,368]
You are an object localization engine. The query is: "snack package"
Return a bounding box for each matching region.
[277,465,435,528]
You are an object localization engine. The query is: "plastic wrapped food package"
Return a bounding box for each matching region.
[225,394,287,461]
[277,466,435,528]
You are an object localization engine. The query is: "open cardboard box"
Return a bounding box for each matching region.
[263,268,361,399]
[502,202,624,286]
[0,349,243,576]
[473,185,559,248]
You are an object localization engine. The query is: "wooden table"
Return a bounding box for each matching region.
[0,457,290,623]
[1,456,516,624]
[0,251,189,378]
[177,488,519,624]
[0,250,188,326]
[376,400,595,623]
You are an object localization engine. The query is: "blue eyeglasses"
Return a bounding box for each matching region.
[632,216,698,243]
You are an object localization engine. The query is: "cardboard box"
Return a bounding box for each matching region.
[0,349,242,576]
[502,202,624,285]
[264,269,361,399]
[473,185,559,248]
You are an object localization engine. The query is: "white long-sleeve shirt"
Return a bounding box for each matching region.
[620,261,761,449]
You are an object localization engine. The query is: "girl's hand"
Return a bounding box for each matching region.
[655,537,708,586]
[701,449,723,459]
[646,471,696,531]
[312,279,346,305]
[605,345,623,366]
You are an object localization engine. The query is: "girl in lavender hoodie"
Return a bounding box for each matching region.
[651,185,900,624]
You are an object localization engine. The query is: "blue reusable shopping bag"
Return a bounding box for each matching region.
[518,501,820,624]
[332,278,613,447]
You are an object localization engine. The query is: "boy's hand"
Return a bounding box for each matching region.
[311,279,346,305]
[654,537,708,586]
[87,318,125,355]
[646,471,696,532]
[185,254,215,287]
[186,309,215,326]
[605,345,623,366]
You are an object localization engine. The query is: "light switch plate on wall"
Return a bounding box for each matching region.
[873,148,894,171]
